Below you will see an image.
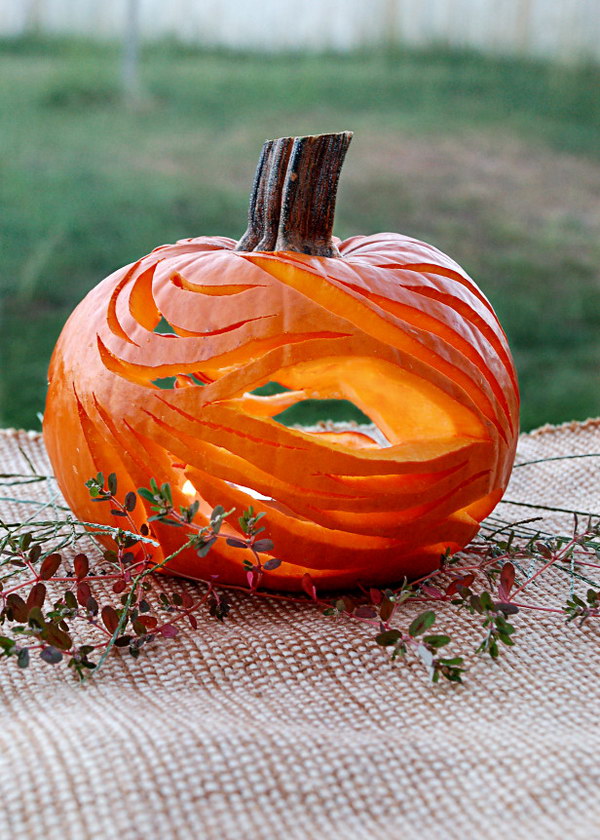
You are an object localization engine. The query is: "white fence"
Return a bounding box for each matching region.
[2,0,600,60]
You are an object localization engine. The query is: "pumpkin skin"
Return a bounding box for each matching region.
[43,230,519,591]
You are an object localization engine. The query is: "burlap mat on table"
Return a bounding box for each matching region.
[0,420,599,840]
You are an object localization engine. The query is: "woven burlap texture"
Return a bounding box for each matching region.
[0,420,599,840]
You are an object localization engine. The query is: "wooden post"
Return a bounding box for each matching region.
[122,0,141,104]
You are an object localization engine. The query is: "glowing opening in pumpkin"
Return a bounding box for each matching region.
[230,484,273,502]
[183,476,273,505]
[182,479,196,497]
[247,379,390,445]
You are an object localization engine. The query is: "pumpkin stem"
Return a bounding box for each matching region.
[236,131,352,257]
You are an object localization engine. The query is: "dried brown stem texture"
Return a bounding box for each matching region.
[236,132,352,256]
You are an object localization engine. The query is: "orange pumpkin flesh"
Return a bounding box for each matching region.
[43,133,519,591]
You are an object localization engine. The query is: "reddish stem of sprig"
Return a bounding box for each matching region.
[511,532,583,597]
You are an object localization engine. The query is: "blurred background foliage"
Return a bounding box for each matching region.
[1,36,599,430]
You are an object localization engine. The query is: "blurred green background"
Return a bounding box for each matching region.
[1,37,599,431]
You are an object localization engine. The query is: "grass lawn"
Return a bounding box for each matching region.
[1,37,599,431]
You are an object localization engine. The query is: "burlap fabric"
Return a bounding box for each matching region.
[0,420,599,840]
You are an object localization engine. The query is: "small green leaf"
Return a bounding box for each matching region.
[64,591,77,610]
[137,487,156,503]
[375,629,401,646]
[439,656,463,666]
[479,591,494,611]
[197,537,217,558]
[19,533,32,551]
[132,618,147,637]
[0,637,16,654]
[408,610,436,637]
[27,606,45,629]
[423,634,451,649]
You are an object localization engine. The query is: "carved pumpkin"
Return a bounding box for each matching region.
[43,132,519,591]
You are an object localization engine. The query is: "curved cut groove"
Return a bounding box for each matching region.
[44,233,519,592]
[157,314,275,339]
[107,263,141,345]
[373,261,497,317]
[129,265,161,332]
[170,272,266,295]
[398,284,519,393]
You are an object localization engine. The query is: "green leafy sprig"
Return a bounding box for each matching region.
[0,468,599,685]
